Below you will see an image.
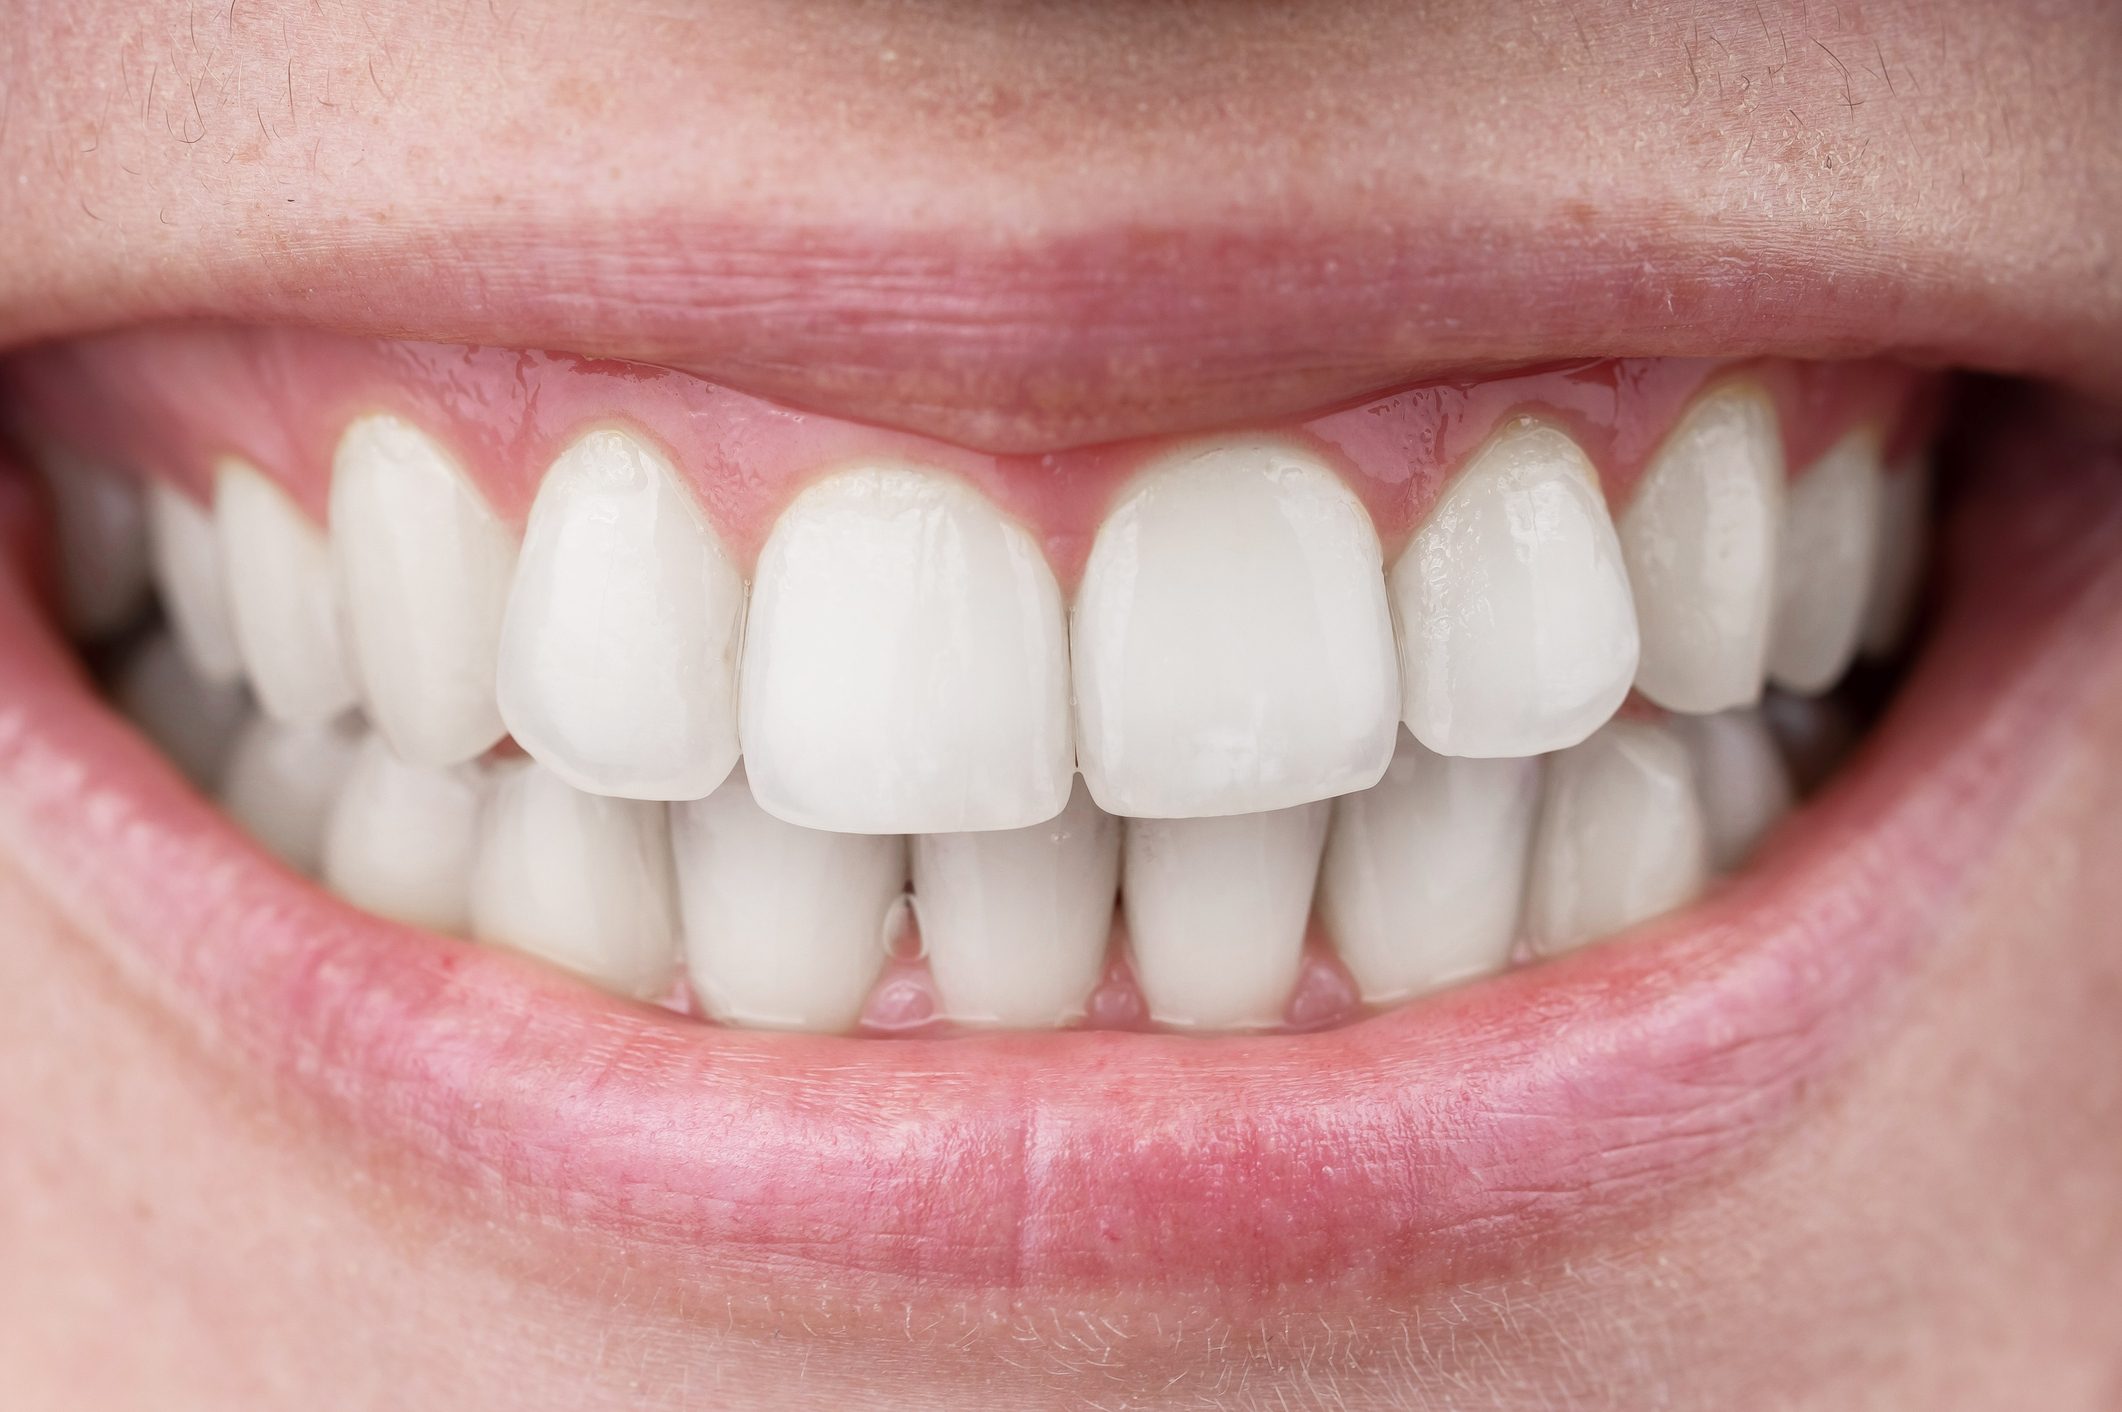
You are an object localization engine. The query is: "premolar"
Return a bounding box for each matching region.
[1390,420,1639,758]
[1863,454,1932,657]
[114,632,250,787]
[214,459,359,724]
[739,466,1073,835]
[1072,439,1399,818]
[1769,428,1885,694]
[1673,708,1795,871]
[218,713,364,876]
[497,428,745,802]
[147,481,245,684]
[321,734,485,933]
[35,446,149,639]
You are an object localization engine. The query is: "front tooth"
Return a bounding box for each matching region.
[1123,801,1330,1029]
[1672,708,1795,871]
[1526,719,1709,954]
[329,414,516,767]
[36,447,150,639]
[739,466,1072,834]
[113,632,251,787]
[1391,421,1638,757]
[468,760,681,1000]
[671,770,908,1032]
[322,735,484,933]
[213,459,359,724]
[912,779,1121,1028]
[497,429,744,801]
[1621,384,1785,714]
[1318,734,1541,1002]
[1073,440,1399,817]
[218,713,364,874]
[147,481,246,683]
[1861,453,1932,657]
[1769,429,1885,694]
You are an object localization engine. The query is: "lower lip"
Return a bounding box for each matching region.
[0,418,2114,1303]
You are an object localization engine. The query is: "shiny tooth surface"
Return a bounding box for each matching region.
[1862,453,1932,658]
[1769,429,1885,694]
[1673,708,1795,871]
[1073,439,1398,817]
[1123,801,1330,1029]
[497,429,745,801]
[213,458,359,723]
[330,414,517,767]
[912,779,1121,1028]
[114,632,251,787]
[36,447,150,639]
[1526,718,1709,954]
[1621,384,1786,714]
[147,480,246,683]
[1391,420,1638,757]
[322,734,484,933]
[740,466,1072,834]
[1318,733,1542,1002]
[217,713,364,874]
[469,759,682,1000]
[672,770,909,1032]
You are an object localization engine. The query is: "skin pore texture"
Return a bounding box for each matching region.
[1,2,2119,1409]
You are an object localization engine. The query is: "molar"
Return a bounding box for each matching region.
[1391,420,1639,758]
[1768,428,1885,694]
[497,428,745,802]
[329,414,517,768]
[1621,384,1785,714]
[321,733,485,934]
[1072,439,1399,818]
[148,480,246,684]
[738,465,1073,835]
[214,458,359,724]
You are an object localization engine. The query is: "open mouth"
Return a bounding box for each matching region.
[3,304,2118,1300]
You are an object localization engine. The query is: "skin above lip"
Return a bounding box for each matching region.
[0,399,2114,1302]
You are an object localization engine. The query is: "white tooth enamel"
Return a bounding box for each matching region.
[1391,421,1638,757]
[497,429,744,801]
[36,447,150,639]
[322,734,484,933]
[213,459,359,724]
[147,480,246,683]
[1621,384,1786,714]
[1073,440,1398,817]
[329,414,517,767]
[1318,733,1541,1002]
[672,770,908,1032]
[1123,801,1329,1029]
[1526,718,1709,954]
[912,779,1120,1028]
[1862,452,1932,658]
[218,713,364,875]
[114,632,251,787]
[1769,429,1885,694]
[468,760,681,1000]
[739,465,1072,834]
[1672,708,1794,871]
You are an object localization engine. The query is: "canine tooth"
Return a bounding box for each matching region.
[1318,734,1541,1002]
[1862,453,1932,658]
[1526,719,1709,953]
[1621,385,1785,714]
[912,779,1120,1028]
[148,481,246,683]
[1073,440,1398,817]
[330,414,516,767]
[1673,709,1795,871]
[213,459,359,723]
[468,760,681,1000]
[36,447,150,639]
[322,734,484,933]
[218,714,364,875]
[1769,429,1885,694]
[672,771,908,1031]
[114,632,250,787]
[1391,421,1638,757]
[497,429,744,801]
[740,466,1072,834]
[1123,801,1330,1029]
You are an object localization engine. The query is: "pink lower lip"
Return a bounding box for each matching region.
[0,416,2114,1301]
